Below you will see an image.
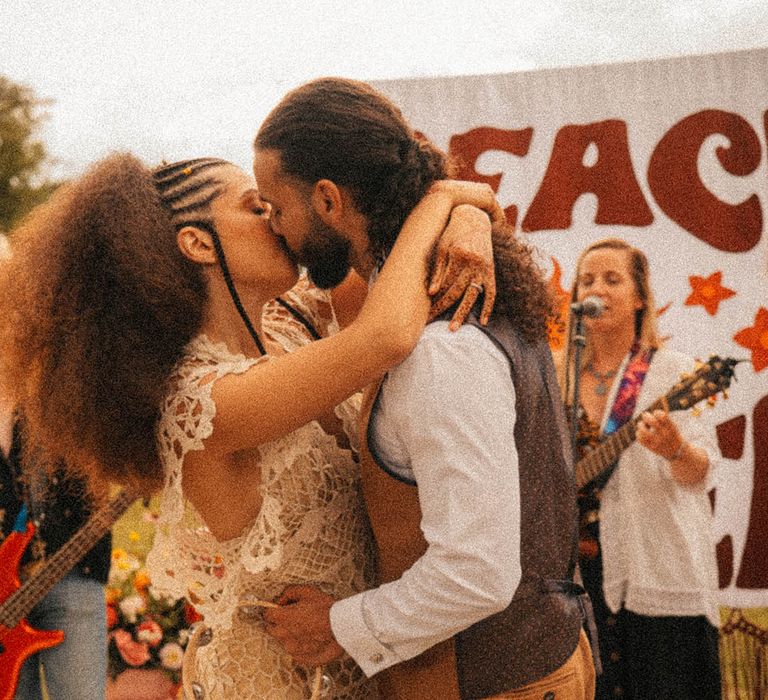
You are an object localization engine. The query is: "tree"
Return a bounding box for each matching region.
[0,75,58,232]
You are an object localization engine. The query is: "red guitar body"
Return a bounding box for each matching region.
[0,523,64,700]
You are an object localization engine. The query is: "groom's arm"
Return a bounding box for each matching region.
[266,323,522,674]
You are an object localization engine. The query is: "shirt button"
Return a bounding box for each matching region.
[610,651,621,662]
[370,653,384,664]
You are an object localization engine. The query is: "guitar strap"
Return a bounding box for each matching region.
[577,342,654,550]
[601,342,655,458]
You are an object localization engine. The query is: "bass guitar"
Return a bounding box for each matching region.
[576,355,739,557]
[0,490,134,700]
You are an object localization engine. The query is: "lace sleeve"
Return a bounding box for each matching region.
[281,274,339,338]
[334,392,363,456]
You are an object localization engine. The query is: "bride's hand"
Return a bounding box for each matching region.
[426,179,505,226]
[428,204,496,330]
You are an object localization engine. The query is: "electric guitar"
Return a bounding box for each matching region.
[576,355,739,557]
[0,490,135,700]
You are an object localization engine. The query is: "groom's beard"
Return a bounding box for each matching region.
[299,215,353,289]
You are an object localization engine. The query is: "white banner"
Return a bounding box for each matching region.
[374,48,768,609]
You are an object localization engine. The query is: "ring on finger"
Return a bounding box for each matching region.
[469,282,484,292]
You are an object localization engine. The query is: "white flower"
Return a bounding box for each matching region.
[159,642,184,670]
[177,629,190,647]
[119,594,146,624]
[147,585,179,606]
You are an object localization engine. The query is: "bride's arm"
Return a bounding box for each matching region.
[203,181,499,455]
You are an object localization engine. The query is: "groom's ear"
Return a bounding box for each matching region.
[311,179,344,225]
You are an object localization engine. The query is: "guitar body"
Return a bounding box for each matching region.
[0,523,65,700]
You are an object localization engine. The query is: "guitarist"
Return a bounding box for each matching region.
[0,397,112,699]
[557,238,722,700]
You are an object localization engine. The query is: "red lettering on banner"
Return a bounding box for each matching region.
[648,110,762,252]
[522,120,653,232]
[716,414,747,460]
[735,395,768,588]
[448,127,533,226]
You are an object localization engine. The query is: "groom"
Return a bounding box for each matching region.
[254,77,595,700]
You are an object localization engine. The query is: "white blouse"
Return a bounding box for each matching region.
[599,347,721,626]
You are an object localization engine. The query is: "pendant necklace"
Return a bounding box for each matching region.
[586,363,617,396]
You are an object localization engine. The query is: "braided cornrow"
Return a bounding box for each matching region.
[153,158,266,355]
[153,158,227,227]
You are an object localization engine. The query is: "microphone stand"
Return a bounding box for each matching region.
[569,309,587,462]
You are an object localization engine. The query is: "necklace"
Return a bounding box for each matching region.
[585,363,618,396]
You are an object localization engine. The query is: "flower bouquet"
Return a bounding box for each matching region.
[106,543,201,688]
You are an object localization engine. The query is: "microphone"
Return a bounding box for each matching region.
[570,295,605,318]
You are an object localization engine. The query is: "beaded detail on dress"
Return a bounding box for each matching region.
[146,279,375,698]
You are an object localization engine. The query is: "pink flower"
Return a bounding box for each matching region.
[112,629,151,667]
[106,604,118,629]
[136,619,163,647]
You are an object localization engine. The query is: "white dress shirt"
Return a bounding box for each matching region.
[329,320,522,676]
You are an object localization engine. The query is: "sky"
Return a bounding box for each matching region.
[1,0,767,180]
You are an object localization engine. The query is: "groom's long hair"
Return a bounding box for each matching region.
[255,77,554,342]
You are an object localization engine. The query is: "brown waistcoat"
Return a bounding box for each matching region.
[359,316,584,699]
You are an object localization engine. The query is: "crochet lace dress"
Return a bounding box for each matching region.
[146,281,378,699]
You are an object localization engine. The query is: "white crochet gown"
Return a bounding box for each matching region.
[146,281,378,699]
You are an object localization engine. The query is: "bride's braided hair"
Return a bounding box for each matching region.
[0,153,233,493]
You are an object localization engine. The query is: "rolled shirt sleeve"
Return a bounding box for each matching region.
[330,321,522,676]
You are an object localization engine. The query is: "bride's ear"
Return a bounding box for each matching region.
[177,225,217,265]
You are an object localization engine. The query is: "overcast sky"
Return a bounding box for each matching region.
[2,0,766,179]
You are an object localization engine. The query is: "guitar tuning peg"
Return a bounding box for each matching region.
[722,390,729,400]
[691,407,702,417]
[707,396,717,407]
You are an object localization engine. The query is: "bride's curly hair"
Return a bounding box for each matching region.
[0,153,231,494]
[256,77,554,341]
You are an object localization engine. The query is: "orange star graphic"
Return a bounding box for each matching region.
[734,307,768,372]
[685,271,736,316]
[546,257,570,351]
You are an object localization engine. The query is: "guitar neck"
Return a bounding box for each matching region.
[2,491,134,624]
[575,398,663,489]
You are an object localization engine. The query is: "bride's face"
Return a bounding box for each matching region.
[208,167,300,297]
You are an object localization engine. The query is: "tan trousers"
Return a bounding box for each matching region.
[483,629,596,700]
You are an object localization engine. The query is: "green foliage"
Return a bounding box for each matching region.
[0,75,58,232]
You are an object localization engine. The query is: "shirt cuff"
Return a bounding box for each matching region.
[329,592,401,677]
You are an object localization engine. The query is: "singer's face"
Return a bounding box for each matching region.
[576,248,643,332]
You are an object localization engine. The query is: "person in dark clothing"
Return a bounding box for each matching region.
[0,408,111,699]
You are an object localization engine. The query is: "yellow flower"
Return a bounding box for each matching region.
[128,531,141,544]
[105,587,122,604]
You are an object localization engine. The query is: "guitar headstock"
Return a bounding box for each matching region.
[665,355,741,412]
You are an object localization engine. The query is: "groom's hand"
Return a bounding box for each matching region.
[263,585,344,666]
